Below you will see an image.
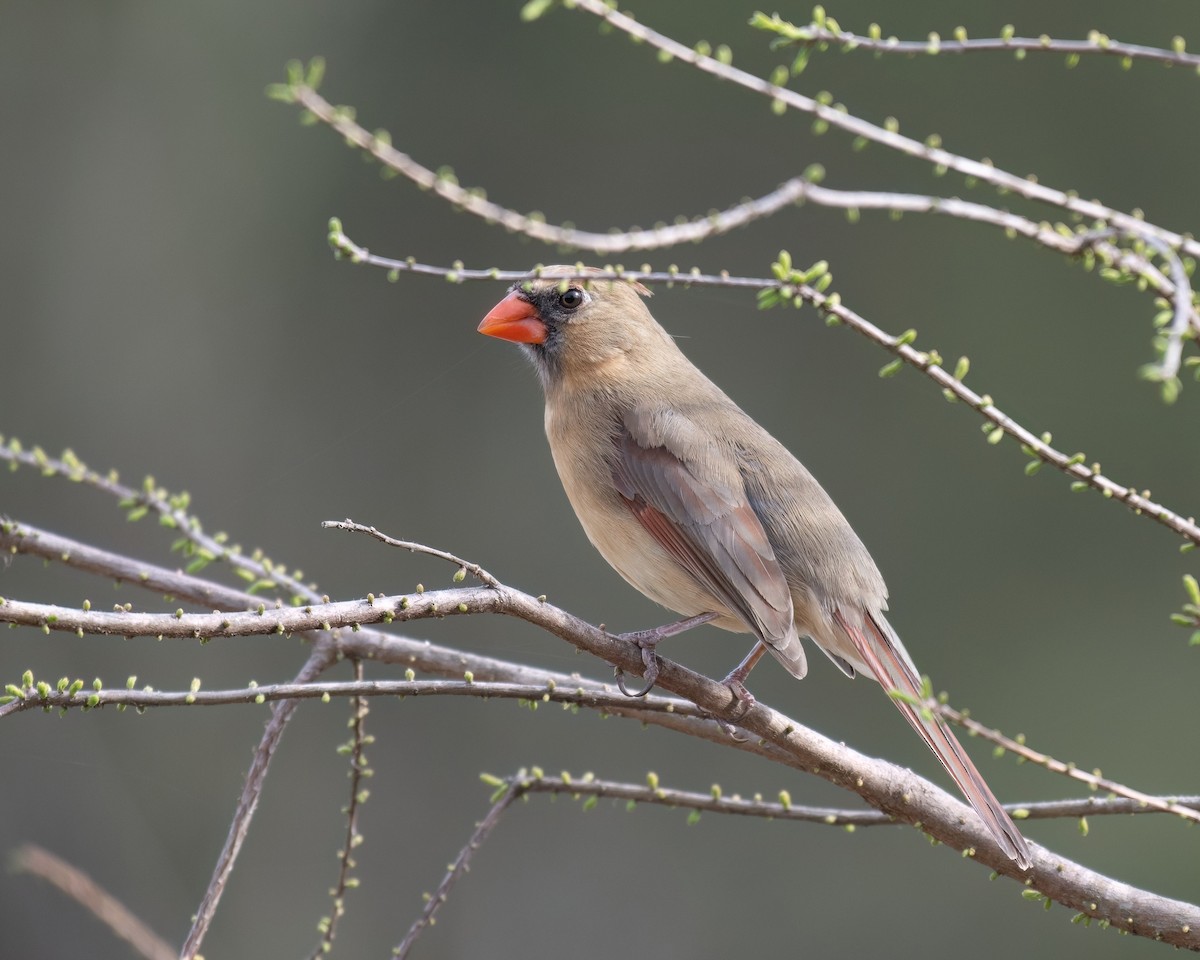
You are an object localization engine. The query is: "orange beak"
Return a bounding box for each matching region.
[477,292,547,344]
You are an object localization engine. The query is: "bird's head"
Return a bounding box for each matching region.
[478,266,666,389]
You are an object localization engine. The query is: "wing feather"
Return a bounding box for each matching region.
[610,418,805,675]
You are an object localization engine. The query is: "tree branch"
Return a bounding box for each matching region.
[306,247,1200,547]
[393,780,523,959]
[756,14,1200,72]
[4,527,1200,945]
[490,772,1200,826]
[564,0,1200,261]
[179,642,337,959]
[12,845,177,960]
[285,78,1196,328]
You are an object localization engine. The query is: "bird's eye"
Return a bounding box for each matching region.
[559,288,584,310]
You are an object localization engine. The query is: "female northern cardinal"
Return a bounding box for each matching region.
[478,266,1032,870]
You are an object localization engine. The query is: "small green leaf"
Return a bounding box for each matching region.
[1184,574,1200,607]
[520,0,556,21]
[305,57,326,89]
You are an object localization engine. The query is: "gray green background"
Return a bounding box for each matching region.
[2,1,1197,957]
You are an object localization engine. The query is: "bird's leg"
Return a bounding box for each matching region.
[719,641,769,713]
[611,611,719,697]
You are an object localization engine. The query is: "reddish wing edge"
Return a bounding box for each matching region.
[611,429,806,677]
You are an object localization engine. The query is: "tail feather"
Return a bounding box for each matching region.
[831,608,1032,870]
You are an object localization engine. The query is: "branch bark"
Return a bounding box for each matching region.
[3,522,1199,947]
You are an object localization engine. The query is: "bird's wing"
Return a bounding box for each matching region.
[611,411,805,674]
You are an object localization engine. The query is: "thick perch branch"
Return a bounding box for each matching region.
[2,523,1199,947]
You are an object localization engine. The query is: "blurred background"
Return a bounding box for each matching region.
[2,1,1198,957]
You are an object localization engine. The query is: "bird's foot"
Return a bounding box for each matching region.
[717,673,757,726]
[614,643,660,698]
[610,612,718,698]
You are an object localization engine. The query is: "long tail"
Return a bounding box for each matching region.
[832,607,1032,870]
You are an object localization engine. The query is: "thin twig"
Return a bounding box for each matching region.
[310,248,1200,548]
[288,84,815,254]
[498,773,1200,825]
[310,659,370,959]
[288,82,1194,307]
[0,443,319,608]
[393,781,523,958]
[11,845,177,960]
[566,0,1200,261]
[760,17,1200,71]
[1138,234,1200,383]
[938,703,1200,823]
[323,518,500,587]
[0,675,703,721]
[393,769,1200,956]
[180,642,337,960]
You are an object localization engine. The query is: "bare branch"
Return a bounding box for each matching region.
[309,660,370,959]
[498,773,1200,826]
[0,517,647,695]
[12,845,177,960]
[0,443,320,608]
[6,581,1196,828]
[566,0,1200,261]
[388,769,1200,956]
[323,518,501,587]
[309,248,1200,548]
[758,15,1200,72]
[938,703,1200,823]
[180,643,337,960]
[0,675,704,721]
[1137,235,1200,386]
[393,781,523,958]
[288,84,816,254]
[288,80,1195,316]
[5,517,1200,942]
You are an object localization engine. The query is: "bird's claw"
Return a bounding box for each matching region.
[713,716,749,741]
[614,640,660,697]
[610,611,719,698]
[717,674,757,727]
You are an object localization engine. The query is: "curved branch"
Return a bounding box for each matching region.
[937,703,1200,822]
[286,81,810,253]
[393,780,522,958]
[12,845,176,960]
[4,565,1200,943]
[302,248,1200,548]
[3,578,1196,821]
[322,518,501,587]
[760,16,1200,71]
[179,643,337,959]
[285,81,1195,316]
[566,0,1200,261]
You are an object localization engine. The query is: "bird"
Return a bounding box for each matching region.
[477,265,1032,870]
